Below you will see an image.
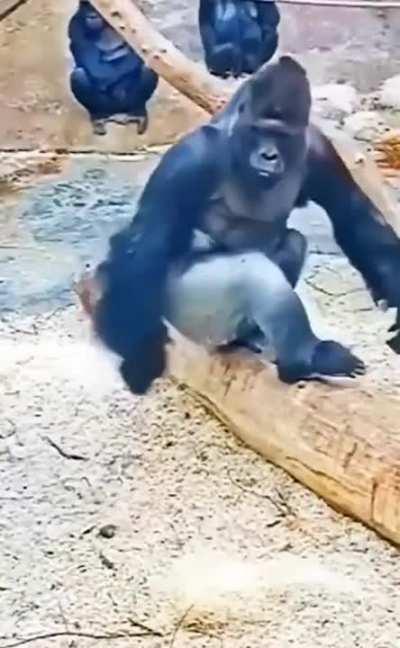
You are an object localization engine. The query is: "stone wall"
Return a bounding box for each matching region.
[0,0,399,152]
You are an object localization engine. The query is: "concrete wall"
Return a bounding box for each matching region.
[0,0,399,152]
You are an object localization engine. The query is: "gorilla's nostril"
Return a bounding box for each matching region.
[262,151,278,161]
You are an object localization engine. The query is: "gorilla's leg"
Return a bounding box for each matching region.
[272,229,307,288]
[139,67,159,103]
[240,35,262,75]
[70,68,110,135]
[167,252,365,384]
[129,67,158,134]
[259,33,279,66]
[207,44,238,78]
[111,68,158,134]
[220,229,307,354]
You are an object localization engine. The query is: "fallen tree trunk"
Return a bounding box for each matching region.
[169,333,400,546]
[90,0,400,233]
[74,276,400,546]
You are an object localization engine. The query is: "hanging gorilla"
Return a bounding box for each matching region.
[68,1,158,135]
[91,55,400,395]
[199,0,280,78]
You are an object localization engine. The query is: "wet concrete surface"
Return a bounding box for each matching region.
[0,155,159,314]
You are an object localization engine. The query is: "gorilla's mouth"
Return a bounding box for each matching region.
[257,168,282,184]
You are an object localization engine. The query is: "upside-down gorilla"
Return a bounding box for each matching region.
[92,56,400,395]
[199,0,280,78]
[68,1,158,135]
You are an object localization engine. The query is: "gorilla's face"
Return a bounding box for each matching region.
[230,56,311,188]
[81,3,104,32]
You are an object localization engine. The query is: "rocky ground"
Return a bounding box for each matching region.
[1,129,400,648]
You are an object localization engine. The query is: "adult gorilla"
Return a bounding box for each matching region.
[91,57,400,394]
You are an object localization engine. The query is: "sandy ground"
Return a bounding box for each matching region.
[1,153,400,648]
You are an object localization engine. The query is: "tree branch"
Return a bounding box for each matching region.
[0,0,31,22]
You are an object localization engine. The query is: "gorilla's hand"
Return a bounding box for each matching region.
[304,126,400,354]
[387,311,400,353]
[368,252,400,353]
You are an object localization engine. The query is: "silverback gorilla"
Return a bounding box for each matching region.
[68,1,158,135]
[199,0,280,78]
[92,56,400,395]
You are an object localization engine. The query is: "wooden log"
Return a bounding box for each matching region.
[74,276,400,546]
[169,332,400,547]
[90,0,400,231]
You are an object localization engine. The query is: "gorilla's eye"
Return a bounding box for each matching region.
[270,107,282,119]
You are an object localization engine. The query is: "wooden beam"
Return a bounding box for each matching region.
[74,276,400,547]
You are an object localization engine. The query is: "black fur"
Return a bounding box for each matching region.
[199,0,280,78]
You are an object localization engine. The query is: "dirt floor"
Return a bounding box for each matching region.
[1,152,400,648]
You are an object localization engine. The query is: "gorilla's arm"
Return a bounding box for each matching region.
[199,0,238,70]
[94,126,221,393]
[68,15,116,83]
[199,0,218,51]
[257,0,281,33]
[303,125,400,312]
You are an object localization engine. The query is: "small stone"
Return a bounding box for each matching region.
[98,524,117,539]
[312,83,359,116]
[343,110,387,142]
[379,75,400,110]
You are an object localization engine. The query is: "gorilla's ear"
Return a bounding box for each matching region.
[278,56,307,77]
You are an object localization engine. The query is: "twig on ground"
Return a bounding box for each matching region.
[170,606,194,648]
[0,625,163,648]
[226,470,294,521]
[304,278,365,298]
[42,435,89,462]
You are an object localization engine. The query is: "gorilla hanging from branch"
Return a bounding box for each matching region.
[199,0,280,78]
[89,55,400,395]
[68,0,158,135]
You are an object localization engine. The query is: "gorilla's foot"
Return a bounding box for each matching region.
[387,310,400,353]
[135,112,148,135]
[277,341,365,385]
[218,335,263,355]
[92,118,107,136]
[109,113,134,125]
[309,341,366,382]
[108,112,148,134]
